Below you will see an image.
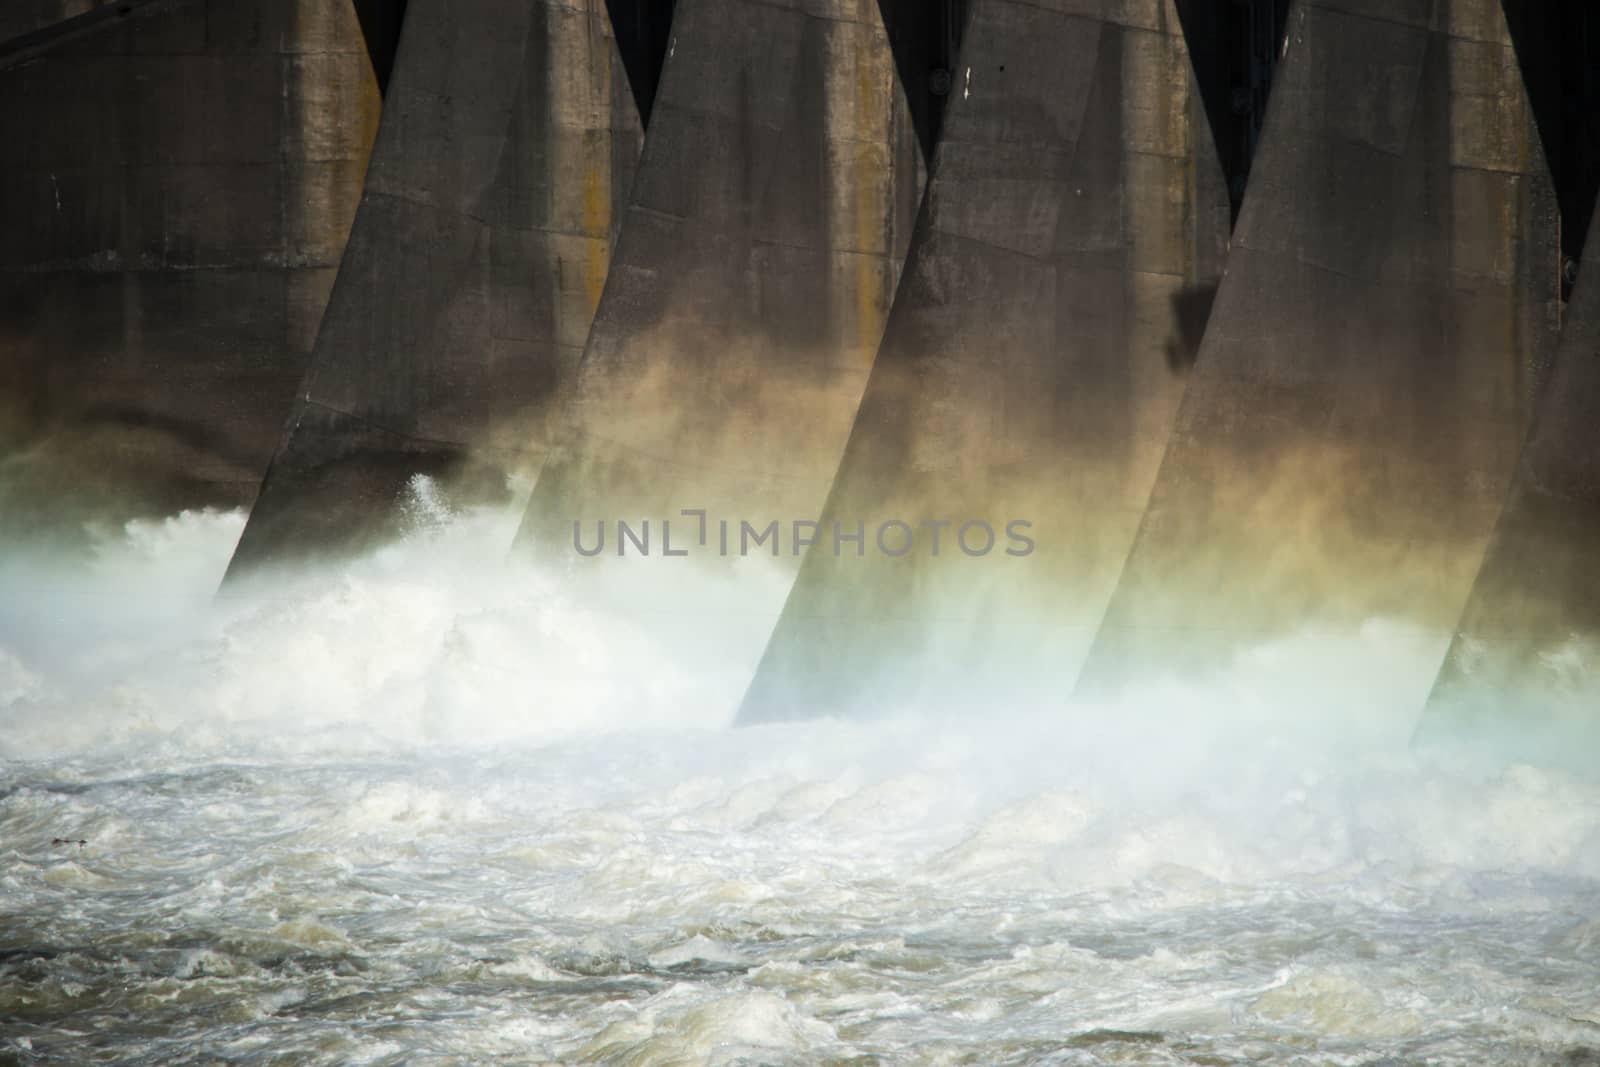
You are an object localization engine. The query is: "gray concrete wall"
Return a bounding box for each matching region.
[511,0,925,566]
[1,0,115,42]
[0,0,379,541]
[1414,199,1600,767]
[0,0,178,65]
[225,0,648,576]
[1075,0,1560,701]
[738,0,1229,723]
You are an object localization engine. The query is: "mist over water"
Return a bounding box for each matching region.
[3,501,1600,1065]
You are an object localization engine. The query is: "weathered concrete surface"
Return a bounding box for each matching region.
[1075,0,1560,701]
[0,0,186,70]
[0,0,117,44]
[737,0,1230,723]
[1413,201,1600,767]
[224,0,653,578]
[0,0,379,541]
[512,0,927,560]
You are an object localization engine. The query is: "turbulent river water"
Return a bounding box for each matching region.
[3,506,1599,1065]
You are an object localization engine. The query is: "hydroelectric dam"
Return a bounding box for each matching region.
[3,0,1600,1062]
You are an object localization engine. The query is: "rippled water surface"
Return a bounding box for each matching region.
[3,509,1599,1065]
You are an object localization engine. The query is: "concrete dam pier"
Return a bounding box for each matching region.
[511,0,931,565]
[738,0,1230,723]
[224,0,658,577]
[502,0,936,675]
[1,0,1598,749]
[1414,198,1600,768]
[1075,0,1558,703]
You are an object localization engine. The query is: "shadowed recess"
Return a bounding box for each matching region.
[737,0,1230,724]
[606,0,676,127]
[1499,0,1600,291]
[351,0,408,94]
[1173,0,1293,219]
[1074,0,1560,708]
[876,0,968,162]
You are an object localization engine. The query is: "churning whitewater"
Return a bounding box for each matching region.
[3,503,1600,1065]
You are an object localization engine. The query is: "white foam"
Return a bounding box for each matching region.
[3,506,1600,1063]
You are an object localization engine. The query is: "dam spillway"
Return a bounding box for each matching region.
[6,2,1600,1062]
[0,0,1592,735]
